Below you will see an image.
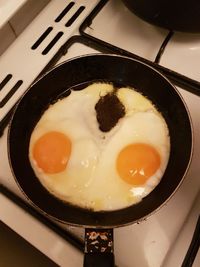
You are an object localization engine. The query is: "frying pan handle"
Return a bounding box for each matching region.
[84,253,115,267]
[83,228,115,267]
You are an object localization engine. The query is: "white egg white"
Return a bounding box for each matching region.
[29,83,170,211]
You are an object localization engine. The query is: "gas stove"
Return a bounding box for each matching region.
[0,1,199,266]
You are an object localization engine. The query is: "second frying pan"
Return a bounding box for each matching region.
[122,0,200,33]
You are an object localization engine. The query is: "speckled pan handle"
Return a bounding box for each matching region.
[83,228,115,267]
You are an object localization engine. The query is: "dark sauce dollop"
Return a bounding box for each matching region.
[95,90,125,132]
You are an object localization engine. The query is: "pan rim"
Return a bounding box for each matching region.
[7,53,194,228]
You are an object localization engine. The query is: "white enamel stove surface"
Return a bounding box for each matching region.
[0,0,100,122]
[0,0,200,266]
[0,0,27,28]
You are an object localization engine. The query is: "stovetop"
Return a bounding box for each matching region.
[0,1,199,266]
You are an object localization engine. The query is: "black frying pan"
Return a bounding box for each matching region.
[8,54,192,267]
[122,0,200,33]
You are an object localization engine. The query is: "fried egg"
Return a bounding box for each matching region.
[29,83,170,211]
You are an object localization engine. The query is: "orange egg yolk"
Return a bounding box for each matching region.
[117,143,161,186]
[32,131,71,174]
